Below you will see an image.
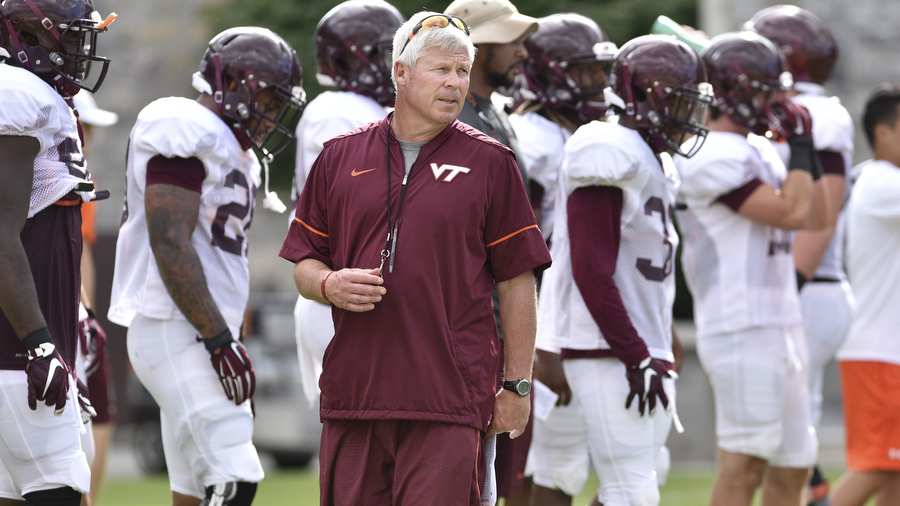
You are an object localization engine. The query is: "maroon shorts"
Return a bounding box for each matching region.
[320,419,485,506]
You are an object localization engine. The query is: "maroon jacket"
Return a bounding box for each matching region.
[280,117,551,431]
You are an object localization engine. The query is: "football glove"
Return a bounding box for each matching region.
[77,308,107,379]
[75,378,96,424]
[24,328,70,415]
[202,330,256,405]
[769,101,823,180]
[625,357,671,417]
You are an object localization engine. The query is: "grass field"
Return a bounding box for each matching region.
[99,467,871,505]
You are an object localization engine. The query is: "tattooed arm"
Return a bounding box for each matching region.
[146,183,229,339]
[0,135,47,337]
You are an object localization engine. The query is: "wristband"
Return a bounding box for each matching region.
[321,271,334,303]
[787,134,822,180]
[796,270,808,292]
[22,327,52,348]
[201,328,233,353]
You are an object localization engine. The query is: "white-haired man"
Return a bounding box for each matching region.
[281,11,550,505]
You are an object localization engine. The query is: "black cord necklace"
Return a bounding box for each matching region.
[379,113,415,276]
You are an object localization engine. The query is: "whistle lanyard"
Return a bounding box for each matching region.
[380,113,414,276]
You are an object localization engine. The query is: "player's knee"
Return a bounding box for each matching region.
[636,475,660,506]
[200,481,257,506]
[654,446,671,486]
[24,486,81,506]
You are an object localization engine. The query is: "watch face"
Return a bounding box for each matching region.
[515,379,532,396]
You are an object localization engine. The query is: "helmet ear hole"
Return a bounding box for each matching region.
[20,30,40,47]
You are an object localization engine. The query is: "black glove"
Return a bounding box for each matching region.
[625,357,671,417]
[201,330,256,405]
[24,328,70,415]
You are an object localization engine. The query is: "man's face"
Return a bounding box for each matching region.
[478,34,529,91]
[397,45,471,128]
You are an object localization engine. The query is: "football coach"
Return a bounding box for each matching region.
[280,10,551,506]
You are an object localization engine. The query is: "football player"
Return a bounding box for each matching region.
[744,8,855,505]
[292,0,404,406]
[107,27,305,506]
[538,34,712,506]
[675,31,828,506]
[508,13,615,506]
[0,0,113,504]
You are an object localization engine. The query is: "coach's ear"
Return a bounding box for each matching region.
[394,61,409,88]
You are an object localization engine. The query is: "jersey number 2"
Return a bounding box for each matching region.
[636,196,674,282]
[211,170,252,256]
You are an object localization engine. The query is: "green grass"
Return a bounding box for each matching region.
[101,467,871,505]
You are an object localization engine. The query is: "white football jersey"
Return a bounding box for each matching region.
[508,111,571,239]
[537,122,677,361]
[293,90,387,199]
[108,97,261,331]
[0,63,93,217]
[838,159,900,366]
[773,83,855,281]
[676,132,802,339]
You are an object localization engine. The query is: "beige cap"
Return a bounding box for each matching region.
[444,0,537,45]
[72,92,118,127]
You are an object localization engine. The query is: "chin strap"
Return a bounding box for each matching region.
[260,153,287,213]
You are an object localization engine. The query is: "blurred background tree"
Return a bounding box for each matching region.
[204,0,697,188]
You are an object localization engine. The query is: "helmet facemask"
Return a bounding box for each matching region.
[317,37,395,107]
[608,62,713,158]
[212,54,307,158]
[713,62,793,136]
[2,2,114,97]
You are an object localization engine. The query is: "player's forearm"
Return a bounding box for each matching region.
[0,236,47,337]
[293,258,332,304]
[496,270,537,381]
[804,174,832,231]
[146,184,228,338]
[0,135,45,337]
[151,239,228,338]
[777,170,814,229]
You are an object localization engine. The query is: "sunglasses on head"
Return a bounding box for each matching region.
[399,14,470,56]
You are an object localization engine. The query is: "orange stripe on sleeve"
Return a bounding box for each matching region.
[295,217,329,238]
[486,224,538,248]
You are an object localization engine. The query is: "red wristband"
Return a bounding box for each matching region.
[321,271,334,303]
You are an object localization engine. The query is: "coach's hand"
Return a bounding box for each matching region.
[322,268,385,312]
[24,328,70,415]
[625,357,670,417]
[487,389,530,438]
[78,308,107,379]
[202,329,256,405]
[535,350,572,406]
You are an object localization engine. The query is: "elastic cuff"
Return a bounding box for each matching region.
[22,327,52,348]
[201,328,233,353]
[321,271,334,303]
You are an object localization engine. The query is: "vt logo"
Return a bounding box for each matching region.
[430,163,470,182]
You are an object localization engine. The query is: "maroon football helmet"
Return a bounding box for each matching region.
[198,27,306,157]
[315,0,405,107]
[606,35,713,157]
[743,5,838,85]
[702,31,793,136]
[0,0,114,97]
[520,13,617,122]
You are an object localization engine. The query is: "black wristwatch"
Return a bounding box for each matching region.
[502,378,532,397]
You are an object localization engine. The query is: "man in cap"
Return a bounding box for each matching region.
[443,0,538,503]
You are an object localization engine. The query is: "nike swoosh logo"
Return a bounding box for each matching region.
[45,358,63,397]
[643,368,657,398]
[351,168,378,176]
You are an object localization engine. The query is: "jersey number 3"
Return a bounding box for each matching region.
[636,196,674,282]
